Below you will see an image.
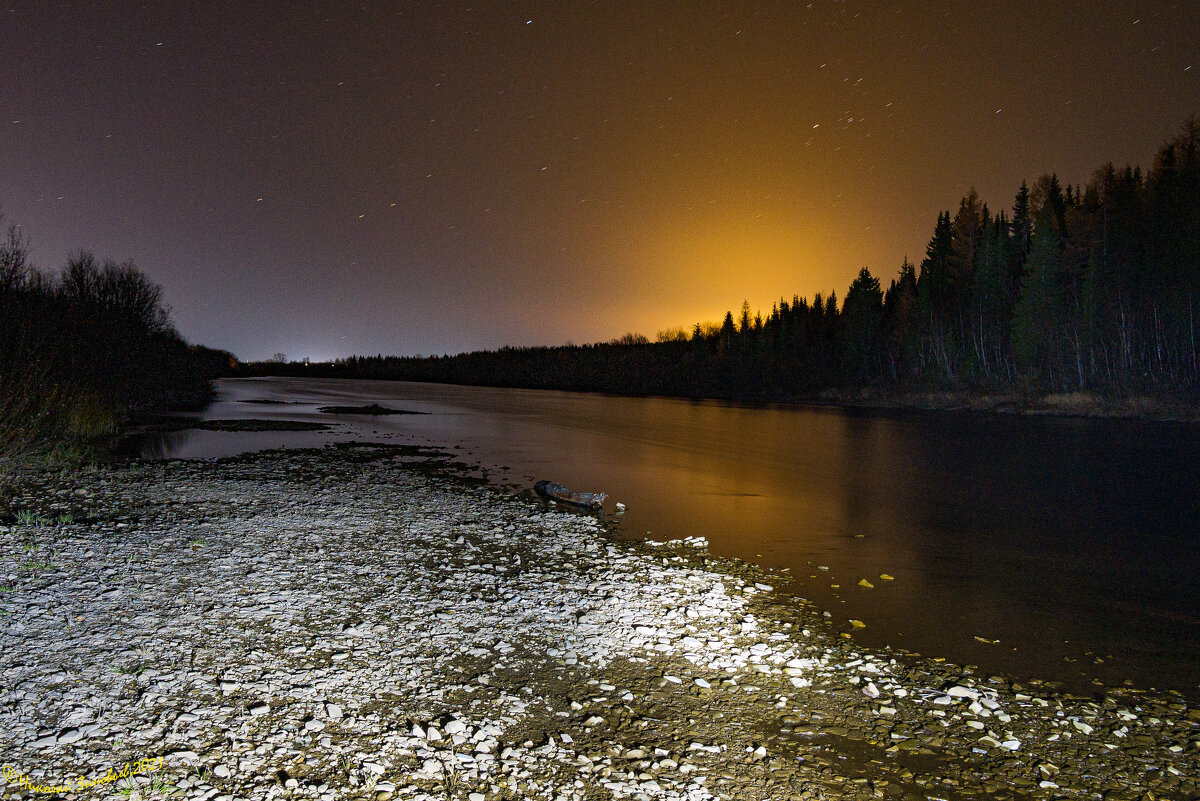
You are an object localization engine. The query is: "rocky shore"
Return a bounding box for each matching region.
[1,445,1197,800]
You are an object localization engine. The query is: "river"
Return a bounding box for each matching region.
[138,376,1200,698]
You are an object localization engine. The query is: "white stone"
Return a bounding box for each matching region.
[57,727,83,744]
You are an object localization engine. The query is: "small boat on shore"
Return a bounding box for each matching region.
[534,480,606,511]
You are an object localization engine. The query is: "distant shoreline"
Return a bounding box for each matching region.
[233,365,1200,423]
[818,388,1200,422]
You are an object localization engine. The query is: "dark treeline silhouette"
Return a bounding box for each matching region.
[249,118,1200,407]
[869,116,1200,396]
[1,219,234,458]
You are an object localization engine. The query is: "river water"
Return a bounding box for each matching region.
[142,376,1200,698]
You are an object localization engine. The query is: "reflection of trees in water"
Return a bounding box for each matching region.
[113,429,192,459]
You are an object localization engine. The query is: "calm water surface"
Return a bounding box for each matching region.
[146,377,1200,697]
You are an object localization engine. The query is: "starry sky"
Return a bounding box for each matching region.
[2,1,1198,361]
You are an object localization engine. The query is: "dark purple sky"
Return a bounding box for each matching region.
[2,1,1197,361]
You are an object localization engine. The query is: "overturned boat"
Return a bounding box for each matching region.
[534,480,606,511]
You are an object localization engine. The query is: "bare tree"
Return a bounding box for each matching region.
[0,218,32,294]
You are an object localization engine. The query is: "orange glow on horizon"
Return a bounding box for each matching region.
[575,205,864,344]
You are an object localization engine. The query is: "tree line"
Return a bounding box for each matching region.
[844,115,1200,395]
[1,219,233,458]
[249,117,1200,405]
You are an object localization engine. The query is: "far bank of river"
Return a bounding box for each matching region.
[824,387,1200,421]
[238,363,1200,424]
[123,376,1200,702]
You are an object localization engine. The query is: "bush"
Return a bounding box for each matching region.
[0,216,233,460]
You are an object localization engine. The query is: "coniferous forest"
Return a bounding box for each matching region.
[251,119,1200,410]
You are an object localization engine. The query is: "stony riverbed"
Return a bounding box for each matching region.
[1,444,1197,800]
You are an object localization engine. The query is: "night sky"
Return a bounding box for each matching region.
[2,2,1197,361]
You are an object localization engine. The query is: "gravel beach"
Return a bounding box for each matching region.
[1,444,1197,800]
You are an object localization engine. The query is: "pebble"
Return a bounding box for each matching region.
[56,727,82,744]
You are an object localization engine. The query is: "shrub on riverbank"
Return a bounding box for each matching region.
[0,218,233,461]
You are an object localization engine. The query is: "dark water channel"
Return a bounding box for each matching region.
[142,377,1200,698]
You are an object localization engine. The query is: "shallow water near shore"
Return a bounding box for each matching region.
[136,376,1200,699]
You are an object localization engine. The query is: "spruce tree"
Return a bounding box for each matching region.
[842,267,884,379]
[1012,209,1065,385]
